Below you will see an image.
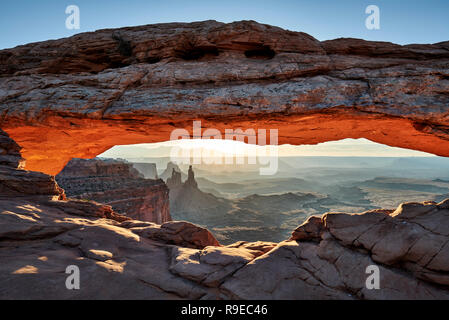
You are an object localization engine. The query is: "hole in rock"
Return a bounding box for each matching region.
[108,61,131,69]
[112,32,133,57]
[56,138,449,245]
[175,46,219,61]
[145,56,162,64]
[244,45,276,59]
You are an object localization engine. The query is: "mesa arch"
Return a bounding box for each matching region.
[0,20,448,175]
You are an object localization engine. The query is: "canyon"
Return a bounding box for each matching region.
[164,159,449,244]
[56,158,170,224]
[0,20,449,299]
[1,128,448,299]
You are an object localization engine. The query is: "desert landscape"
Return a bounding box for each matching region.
[1,16,449,301]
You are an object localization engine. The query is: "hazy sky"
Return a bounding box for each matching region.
[99,138,435,159]
[1,0,448,49]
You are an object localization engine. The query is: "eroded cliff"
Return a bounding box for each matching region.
[56,158,171,224]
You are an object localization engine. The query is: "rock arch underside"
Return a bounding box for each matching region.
[1,21,449,299]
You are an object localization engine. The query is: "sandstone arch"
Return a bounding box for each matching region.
[0,20,448,175]
[1,21,449,300]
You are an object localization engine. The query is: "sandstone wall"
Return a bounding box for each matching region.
[56,158,171,223]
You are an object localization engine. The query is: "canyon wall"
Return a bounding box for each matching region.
[0,20,448,175]
[56,158,171,224]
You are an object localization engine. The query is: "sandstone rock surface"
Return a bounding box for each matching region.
[219,202,449,300]
[0,20,448,174]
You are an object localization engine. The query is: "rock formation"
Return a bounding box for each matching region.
[56,158,171,224]
[0,128,130,222]
[185,165,198,189]
[0,20,448,175]
[166,168,182,189]
[221,201,449,299]
[160,161,185,182]
[167,165,227,219]
[1,20,449,299]
[0,129,65,198]
[59,157,143,178]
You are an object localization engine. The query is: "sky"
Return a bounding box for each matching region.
[99,138,435,159]
[1,0,448,49]
[2,1,447,157]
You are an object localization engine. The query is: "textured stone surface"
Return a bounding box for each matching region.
[56,158,171,223]
[0,20,448,174]
[0,128,222,299]
[123,220,220,249]
[222,200,449,299]
[2,196,449,299]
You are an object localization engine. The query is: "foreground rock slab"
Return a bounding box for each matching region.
[222,201,449,299]
[2,196,449,299]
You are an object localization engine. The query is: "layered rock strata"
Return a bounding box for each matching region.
[0,20,448,174]
[56,158,171,224]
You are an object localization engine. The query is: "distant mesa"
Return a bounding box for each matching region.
[132,162,158,179]
[59,157,142,178]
